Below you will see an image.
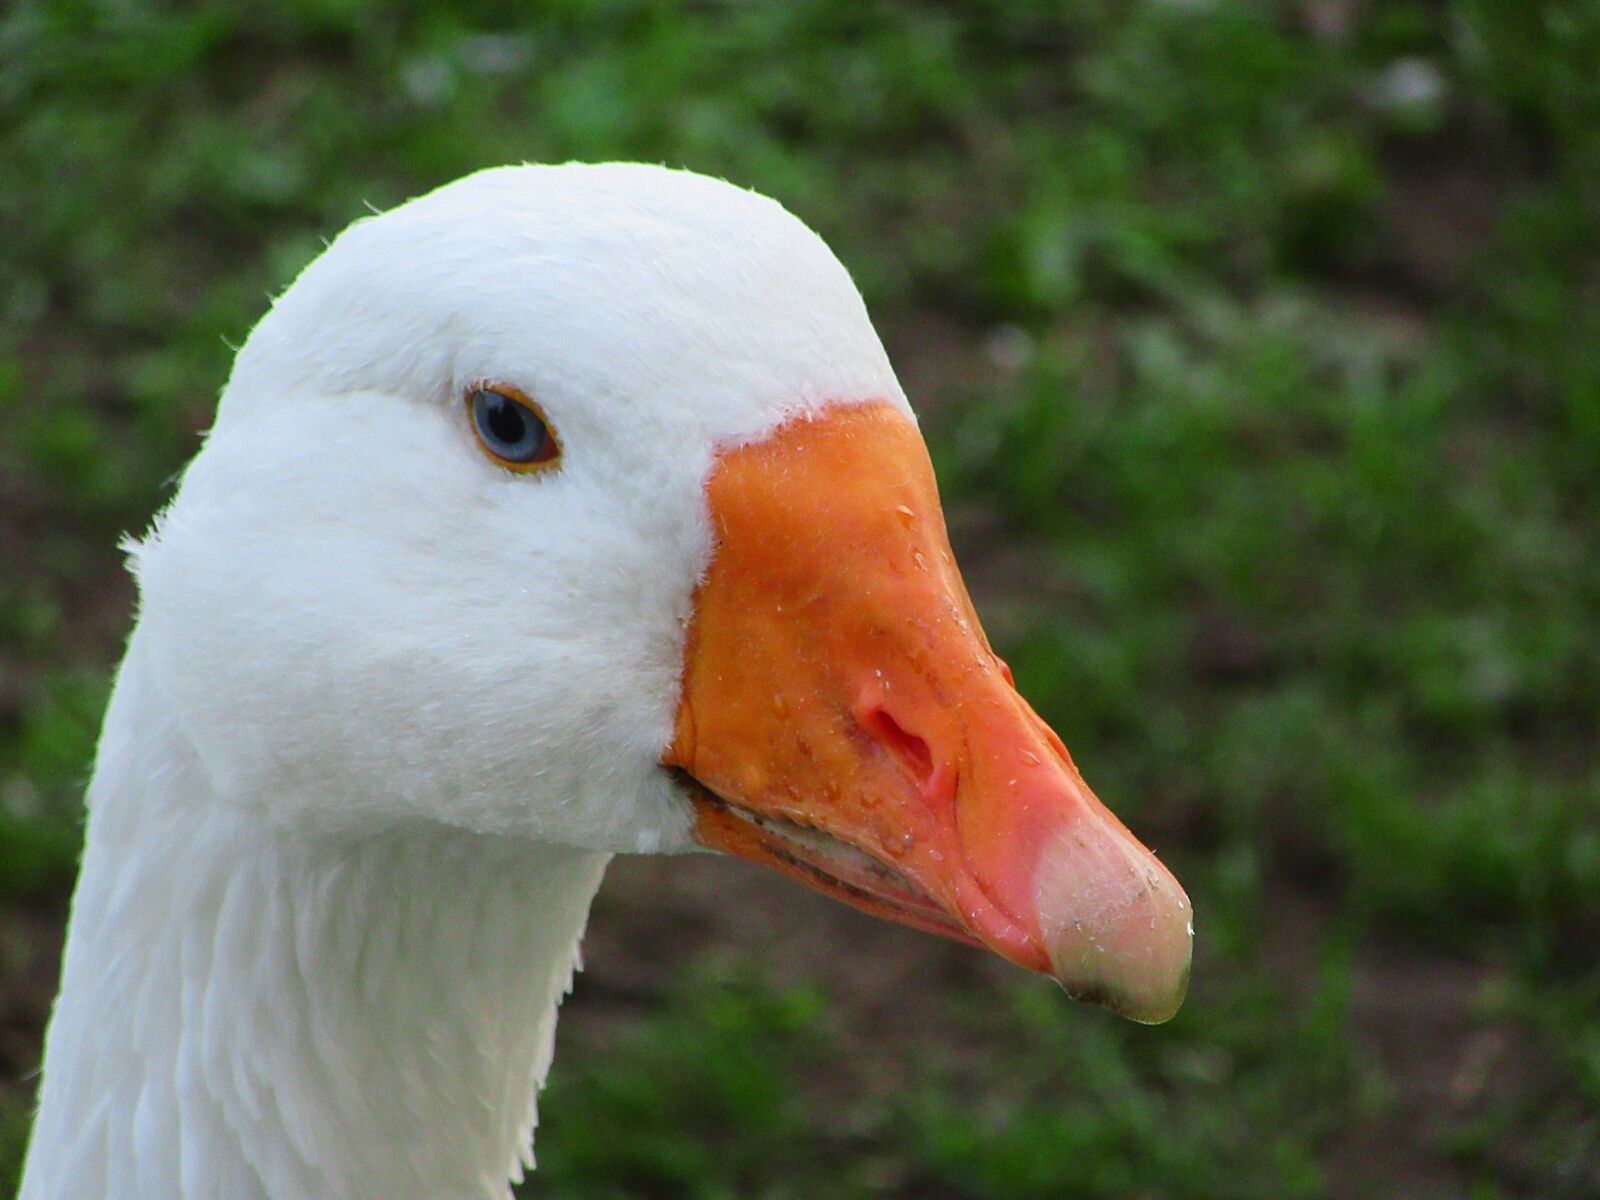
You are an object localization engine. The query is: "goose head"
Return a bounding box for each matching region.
[130,163,1191,1022]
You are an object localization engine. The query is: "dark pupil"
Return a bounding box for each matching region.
[476,391,546,461]
[486,396,527,445]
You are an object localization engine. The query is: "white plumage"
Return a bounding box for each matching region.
[25,164,911,1200]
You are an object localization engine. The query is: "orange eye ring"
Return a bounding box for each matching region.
[466,383,561,473]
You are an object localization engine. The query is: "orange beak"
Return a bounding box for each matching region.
[663,401,1192,1023]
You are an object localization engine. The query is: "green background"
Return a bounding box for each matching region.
[2,2,1597,1195]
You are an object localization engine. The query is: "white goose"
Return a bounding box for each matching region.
[21,163,1192,1200]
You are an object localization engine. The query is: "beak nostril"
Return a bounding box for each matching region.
[858,704,934,786]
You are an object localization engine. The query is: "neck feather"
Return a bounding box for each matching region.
[22,649,609,1200]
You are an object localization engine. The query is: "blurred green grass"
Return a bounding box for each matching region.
[2,2,1597,1196]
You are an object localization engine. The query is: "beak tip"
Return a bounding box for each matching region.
[1103,953,1192,1025]
[1034,824,1195,1024]
[1045,913,1193,1024]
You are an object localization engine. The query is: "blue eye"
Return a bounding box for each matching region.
[468,388,559,470]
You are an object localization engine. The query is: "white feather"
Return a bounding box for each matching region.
[23,163,909,1199]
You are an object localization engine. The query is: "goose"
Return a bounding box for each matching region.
[20,163,1193,1200]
